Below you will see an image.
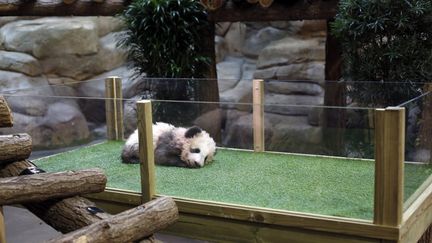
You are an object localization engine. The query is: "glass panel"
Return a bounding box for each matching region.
[400,88,432,208]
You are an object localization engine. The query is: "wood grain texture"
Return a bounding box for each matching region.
[253,79,264,152]
[105,76,124,141]
[401,182,432,243]
[47,196,178,243]
[374,108,405,226]
[208,0,338,22]
[0,133,31,165]
[0,0,130,16]
[137,100,155,203]
[0,160,111,233]
[0,207,5,243]
[0,96,12,128]
[0,168,106,205]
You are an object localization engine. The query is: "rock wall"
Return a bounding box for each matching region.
[0,17,137,149]
[211,20,327,153]
[0,16,327,153]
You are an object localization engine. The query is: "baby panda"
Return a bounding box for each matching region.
[121,122,216,168]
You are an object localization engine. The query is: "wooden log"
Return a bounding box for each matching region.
[253,79,264,152]
[105,76,124,141]
[0,134,32,165]
[0,168,106,205]
[208,0,338,22]
[0,96,13,128]
[137,100,155,203]
[374,107,405,226]
[47,196,178,243]
[0,160,111,233]
[0,0,130,16]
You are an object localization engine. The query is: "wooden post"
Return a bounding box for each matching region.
[374,107,405,226]
[137,100,155,203]
[253,79,264,152]
[0,207,5,243]
[105,76,124,141]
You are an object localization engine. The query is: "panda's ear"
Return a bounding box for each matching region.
[185,126,202,138]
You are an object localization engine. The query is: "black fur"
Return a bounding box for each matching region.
[121,143,139,164]
[185,126,202,138]
[155,131,189,167]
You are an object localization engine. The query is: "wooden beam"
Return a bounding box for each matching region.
[400,181,432,243]
[0,207,5,243]
[137,100,155,203]
[0,96,13,128]
[46,197,178,243]
[0,0,130,16]
[374,107,405,226]
[86,189,400,241]
[0,168,106,205]
[0,134,32,165]
[207,0,339,22]
[253,79,264,152]
[105,76,124,141]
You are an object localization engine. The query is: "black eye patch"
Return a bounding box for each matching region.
[190,148,201,153]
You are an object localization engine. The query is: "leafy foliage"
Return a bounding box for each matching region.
[118,0,210,123]
[332,0,432,106]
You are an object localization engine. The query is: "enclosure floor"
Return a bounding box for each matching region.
[35,141,432,220]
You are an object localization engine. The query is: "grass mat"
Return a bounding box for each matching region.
[35,141,432,220]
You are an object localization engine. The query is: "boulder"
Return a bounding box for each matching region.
[265,80,323,95]
[256,36,325,69]
[215,36,227,63]
[1,17,99,58]
[0,50,42,76]
[217,56,244,92]
[254,62,325,81]
[224,22,247,55]
[265,93,323,116]
[0,102,90,149]
[40,31,126,80]
[242,26,289,58]
[215,22,231,36]
[91,16,124,37]
[220,63,255,106]
[47,77,80,87]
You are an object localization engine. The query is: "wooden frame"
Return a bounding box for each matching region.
[105,76,124,141]
[87,81,432,242]
[252,79,264,152]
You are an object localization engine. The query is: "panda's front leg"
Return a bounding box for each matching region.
[154,143,191,168]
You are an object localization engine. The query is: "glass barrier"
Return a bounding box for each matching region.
[399,88,432,208]
[1,77,430,221]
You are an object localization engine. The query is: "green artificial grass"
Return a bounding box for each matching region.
[35,141,432,220]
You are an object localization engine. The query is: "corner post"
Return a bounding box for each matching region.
[137,100,155,203]
[105,76,124,140]
[374,107,405,226]
[253,79,265,152]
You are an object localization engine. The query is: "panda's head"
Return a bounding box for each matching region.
[180,126,216,168]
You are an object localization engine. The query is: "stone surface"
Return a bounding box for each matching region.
[265,93,324,116]
[91,16,124,37]
[215,36,227,63]
[256,36,325,69]
[224,22,247,55]
[1,17,99,58]
[242,26,289,58]
[217,56,244,92]
[220,63,255,106]
[40,31,126,80]
[265,80,323,95]
[215,22,231,36]
[0,50,42,76]
[254,62,324,81]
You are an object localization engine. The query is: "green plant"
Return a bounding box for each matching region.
[118,0,211,124]
[331,0,432,107]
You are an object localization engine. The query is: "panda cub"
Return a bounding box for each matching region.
[121,122,216,168]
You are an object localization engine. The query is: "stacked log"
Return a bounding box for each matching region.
[0,95,178,241]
